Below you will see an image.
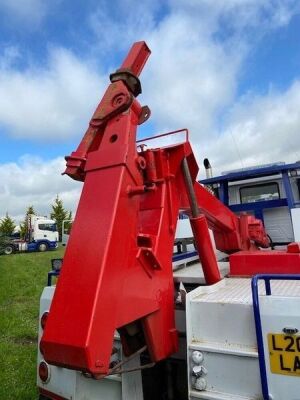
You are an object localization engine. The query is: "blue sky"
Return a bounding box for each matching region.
[0,0,300,221]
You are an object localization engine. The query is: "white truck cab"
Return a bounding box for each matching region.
[3,215,59,255]
[30,216,59,243]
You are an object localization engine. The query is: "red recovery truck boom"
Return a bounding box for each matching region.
[40,41,300,378]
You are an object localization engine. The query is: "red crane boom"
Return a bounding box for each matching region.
[41,42,299,378]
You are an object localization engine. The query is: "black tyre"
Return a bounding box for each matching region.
[4,244,14,255]
[267,234,274,250]
[38,242,49,252]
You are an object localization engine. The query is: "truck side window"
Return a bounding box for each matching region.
[240,182,280,204]
[38,223,57,232]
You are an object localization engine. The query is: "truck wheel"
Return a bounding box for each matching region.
[4,245,14,255]
[38,242,48,252]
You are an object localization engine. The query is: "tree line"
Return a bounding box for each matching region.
[0,195,72,241]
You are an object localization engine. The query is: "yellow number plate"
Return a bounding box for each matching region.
[268,333,300,377]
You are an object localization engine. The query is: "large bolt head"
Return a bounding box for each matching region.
[195,377,207,391]
[192,351,204,364]
[192,365,202,378]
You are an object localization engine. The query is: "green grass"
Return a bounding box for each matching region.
[0,247,64,400]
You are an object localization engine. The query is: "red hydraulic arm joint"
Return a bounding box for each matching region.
[63,41,151,181]
[40,41,272,377]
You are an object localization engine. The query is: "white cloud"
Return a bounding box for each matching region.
[89,0,160,55]
[171,0,300,31]
[202,81,300,176]
[0,47,105,140]
[137,0,299,175]
[0,0,298,146]
[87,0,300,140]
[0,156,81,223]
[143,13,242,140]
[0,0,50,25]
